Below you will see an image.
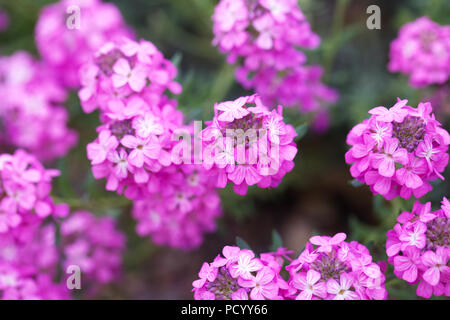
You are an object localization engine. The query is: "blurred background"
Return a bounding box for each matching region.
[0,0,449,299]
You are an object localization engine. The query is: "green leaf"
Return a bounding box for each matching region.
[235,236,251,250]
[170,52,183,69]
[348,179,363,188]
[294,123,308,141]
[270,230,283,251]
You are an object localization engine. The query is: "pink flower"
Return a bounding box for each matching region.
[388,17,450,88]
[112,58,147,92]
[239,267,278,300]
[393,247,420,282]
[193,246,284,300]
[309,233,346,253]
[120,135,160,168]
[421,248,448,286]
[132,114,164,138]
[292,269,327,300]
[87,130,119,165]
[398,222,427,249]
[132,165,222,250]
[201,95,297,195]
[386,198,450,298]
[77,38,181,117]
[216,97,250,122]
[287,234,387,300]
[212,0,336,124]
[0,52,77,161]
[327,274,359,300]
[230,250,263,279]
[371,138,408,177]
[346,99,449,199]
[368,99,408,123]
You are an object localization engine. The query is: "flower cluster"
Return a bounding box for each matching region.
[201,94,298,195]
[286,233,387,300]
[193,235,387,300]
[386,198,450,298]
[0,224,69,300]
[212,0,337,126]
[0,150,69,235]
[78,38,182,116]
[87,99,184,199]
[388,16,450,88]
[0,52,78,161]
[193,246,289,300]
[35,0,132,88]
[132,165,221,250]
[82,37,223,250]
[61,210,125,288]
[345,99,450,200]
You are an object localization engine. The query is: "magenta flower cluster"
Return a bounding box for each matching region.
[35,0,132,88]
[201,94,298,195]
[0,150,68,234]
[193,246,290,300]
[0,52,78,161]
[193,233,387,300]
[61,211,125,287]
[132,165,221,250]
[386,198,449,298]
[286,233,387,300]
[0,208,125,299]
[78,38,182,115]
[389,16,450,88]
[212,0,338,128]
[0,149,125,299]
[82,35,224,249]
[87,100,184,199]
[346,99,450,200]
[0,224,70,299]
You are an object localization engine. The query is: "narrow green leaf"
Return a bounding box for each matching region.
[294,123,308,141]
[348,179,363,188]
[235,236,251,250]
[270,230,283,251]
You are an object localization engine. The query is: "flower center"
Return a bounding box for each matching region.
[392,115,426,152]
[110,120,135,139]
[426,217,450,250]
[311,253,349,281]
[205,267,243,300]
[95,49,125,76]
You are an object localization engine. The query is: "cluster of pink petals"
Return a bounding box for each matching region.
[193,246,290,300]
[345,99,450,200]
[286,233,387,300]
[132,165,221,250]
[389,16,450,88]
[0,52,78,161]
[82,37,223,250]
[0,224,69,300]
[0,150,69,234]
[212,0,337,125]
[61,210,125,287]
[193,235,386,300]
[0,208,125,299]
[78,38,182,115]
[201,94,298,195]
[87,99,185,200]
[35,0,132,88]
[386,198,450,298]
